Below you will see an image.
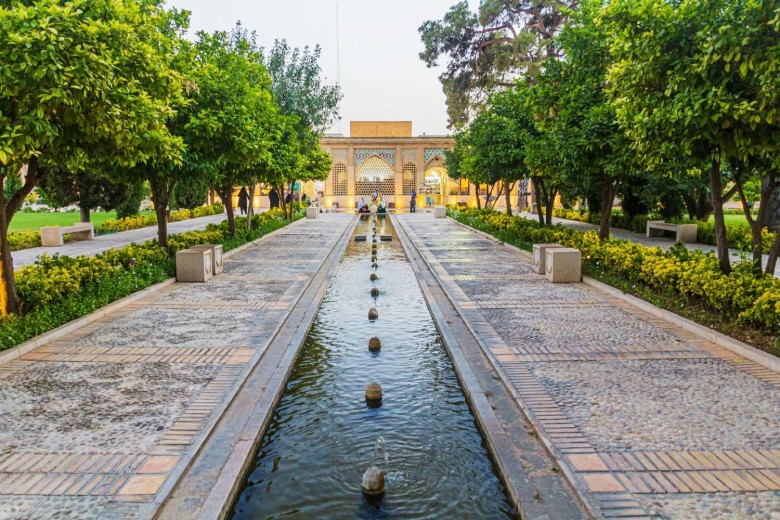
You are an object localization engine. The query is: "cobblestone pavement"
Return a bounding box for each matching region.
[0,214,352,519]
[517,212,780,278]
[396,214,780,520]
[12,213,229,268]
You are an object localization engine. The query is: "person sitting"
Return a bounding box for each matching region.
[377,199,387,214]
[358,197,369,213]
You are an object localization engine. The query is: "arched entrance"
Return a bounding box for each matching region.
[421,167,447,207]
[356,156,395,200]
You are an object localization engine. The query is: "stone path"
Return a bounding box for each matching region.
[396,213,780,520]
[0,213,352,519]
[12,213,228,268]
[518,212,780,277]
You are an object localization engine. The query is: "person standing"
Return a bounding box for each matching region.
[410,188,417,213]
[238,186,249,216]
[268,188,280,209]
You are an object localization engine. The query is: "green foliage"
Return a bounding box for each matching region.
[418,0,575,126]
[7,231,41,251]
[114,181,148,219]
[3,171,21,203]
[451,206,780,335]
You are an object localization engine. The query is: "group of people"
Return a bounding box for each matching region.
[236,186,312,215]
[358,189,388,214]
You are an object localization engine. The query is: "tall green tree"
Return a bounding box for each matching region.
[0,0,184,315]
[419,0,576,126]
[603,0,780,272]
[186,24,277,235]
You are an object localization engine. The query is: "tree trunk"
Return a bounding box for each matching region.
[216,185,236,235]
[599,179,621,241]
[474,182,481,209]
[0,175,19,316]
[545,187,557,225]
[532,176,545,225]
[708,160,731,274]
[246,184,255,231]
[79,206,91,223]
[2,157,42,316]
[149,177,170,250]
[765,232,780,276]
[504,179,515,216]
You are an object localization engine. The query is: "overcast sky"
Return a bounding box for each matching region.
[166,0,479,136]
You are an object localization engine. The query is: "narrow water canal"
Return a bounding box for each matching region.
[232,215,517,519]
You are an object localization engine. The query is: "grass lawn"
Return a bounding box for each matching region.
[8,211,155,233]
[708,213,752,226]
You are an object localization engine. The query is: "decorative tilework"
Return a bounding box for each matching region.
[403,149,418,164]
[355,149,395,167]
[425,148,449,164]
[330,148,347,163]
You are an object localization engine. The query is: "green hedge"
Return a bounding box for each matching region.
[0,209,292,351]
[552,208,776,251]
[451,207,780,335]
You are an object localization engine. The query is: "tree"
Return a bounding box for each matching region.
[265,40,342,133]
[603,0,780,272]
[419,0,576,126]
[0,0,185,316]
[186,25,277,236]
[37,166,133,222]
[466,89,534,215]
[530,0,634,239]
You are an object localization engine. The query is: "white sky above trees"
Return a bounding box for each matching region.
[167,0,479,136]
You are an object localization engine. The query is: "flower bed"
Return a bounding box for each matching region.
[99,203,224,233]
[0,209,291,351]
[450,206,779,355]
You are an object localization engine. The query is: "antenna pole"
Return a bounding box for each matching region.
[336,2,342,134]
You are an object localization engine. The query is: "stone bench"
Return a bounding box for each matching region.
[306,207,319,219]
[646,220,697,243]
[433,206,447,218]
[40,222,94,247]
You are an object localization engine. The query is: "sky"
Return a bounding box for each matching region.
[166,0,479,136]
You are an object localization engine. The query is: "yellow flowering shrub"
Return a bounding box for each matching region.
[450,207,780,333]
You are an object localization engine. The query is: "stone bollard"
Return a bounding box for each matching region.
[362,466,385,496]
[433,206,446,218]
[190,244,223,275]
[306,207,319,219]
[368,307,379,320]
[372,262,378,269]
[368,337,381,351]
[176,249,213,283]
[370,273,378,281]
[371,288,380,297]
[532,243,564,275]
[545,248,582,283]
[365,382,382,402]
[371,255,377,262]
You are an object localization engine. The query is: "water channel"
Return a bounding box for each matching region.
[232,215,517,519]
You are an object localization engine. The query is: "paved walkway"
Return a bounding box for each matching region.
[0,214,352,519]
[396,213,780,519]
[518,212,780,277]
[11,213,229,268]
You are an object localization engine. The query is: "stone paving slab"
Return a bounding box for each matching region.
[0,214,352,519]
[396,214,780,519]
[12,213,228,269]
